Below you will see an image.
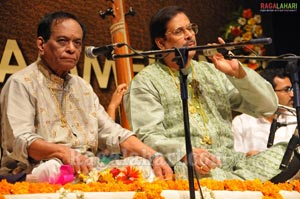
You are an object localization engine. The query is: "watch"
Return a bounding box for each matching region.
[149,152,163,165]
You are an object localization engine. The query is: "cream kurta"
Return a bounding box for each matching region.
[0,60,134,172]
[124,60,290,181]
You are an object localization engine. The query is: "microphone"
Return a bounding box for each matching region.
[280,128,299,170]
[201,37,272,57]
[85,43,126,58]
[202,48,233,57]
[267,112,280,148]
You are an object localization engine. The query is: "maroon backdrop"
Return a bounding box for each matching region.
[0,0,299,111]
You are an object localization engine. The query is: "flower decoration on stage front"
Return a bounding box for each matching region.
[78,166,142,184]
[1,175,300,199]
[223,8,266,70]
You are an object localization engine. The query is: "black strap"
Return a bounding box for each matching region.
[270,153,300,183]
[0,172,27,184]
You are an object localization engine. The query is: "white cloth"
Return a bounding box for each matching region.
[31,159,62,183]
[232,112,297,153]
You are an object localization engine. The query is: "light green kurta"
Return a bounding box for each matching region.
[124,60,286,181]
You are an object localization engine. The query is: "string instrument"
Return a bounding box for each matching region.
[100,0,135,129]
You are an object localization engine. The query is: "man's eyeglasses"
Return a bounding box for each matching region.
[165,23,198,38]
[274,86,293,93]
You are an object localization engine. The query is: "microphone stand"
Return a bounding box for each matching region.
[173,47,197,199]
[267,111,280,148]
[279,58,300,169]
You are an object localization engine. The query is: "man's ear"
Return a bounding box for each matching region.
[36,36,45,54]
[155,38,165,50]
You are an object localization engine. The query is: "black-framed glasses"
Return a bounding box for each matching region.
[165,23,198,38]
[274,86,293,93]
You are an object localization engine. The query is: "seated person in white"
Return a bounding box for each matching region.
[232,63,296,156]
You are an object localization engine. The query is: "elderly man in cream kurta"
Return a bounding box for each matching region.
[0,60,151,182]
[0,11,173,183]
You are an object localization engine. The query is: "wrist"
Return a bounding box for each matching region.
[234,63,246,79]
[149,152,164,166]
[107,104,117,111]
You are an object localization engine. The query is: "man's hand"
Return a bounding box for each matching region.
[182,148,222,175]
[208,37,246,79]
[246,150,260,157]
[60,147,94,175]
[152,155,173,180]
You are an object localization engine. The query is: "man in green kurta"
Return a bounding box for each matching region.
[124,6,289,181]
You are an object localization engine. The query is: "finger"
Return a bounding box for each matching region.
[79,155,93,175]
[208,154,222,167]
[80,165,89,175]
[197,153,218,170]
[73,163,81,175]
[153,167,163,179]
[162,165,174,180]
[195,164,210,174]
[218,37,225,44]
[200,164,210,172]
[164,171,174,180]
[204,160,218,170]
[69,150,81,174]
[119,83,127,88]
[203,154,221,169]
[195,159,210,172]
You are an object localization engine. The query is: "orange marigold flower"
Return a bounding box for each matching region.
[243,179,263,191]
[261,181,282,198]
[115,166,141,184]
[289,180,300,191]
[224,179,247,191]
[133,191,148,199]
[200,178,224,190]
[0,180,13,194]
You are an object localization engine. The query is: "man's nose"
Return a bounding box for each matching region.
[66,41,76,52]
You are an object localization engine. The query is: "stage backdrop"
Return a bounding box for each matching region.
[0,0,299,123]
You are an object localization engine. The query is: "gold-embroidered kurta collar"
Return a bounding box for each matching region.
[37,60,72,86]
[158,61,193,77]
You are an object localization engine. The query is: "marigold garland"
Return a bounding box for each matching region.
[0,167,299,199]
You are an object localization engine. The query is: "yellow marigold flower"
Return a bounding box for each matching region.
[254,25,263,37]
[243,24,253,32]
[242,32,252,41]
[247,17,256,25]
